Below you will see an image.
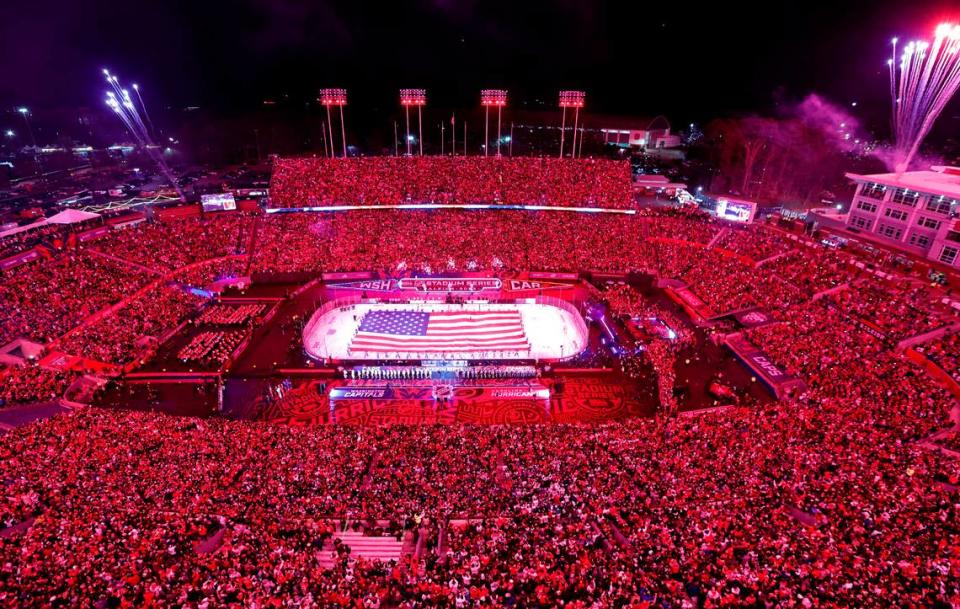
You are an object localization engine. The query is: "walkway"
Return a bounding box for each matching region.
[87,248,164,276]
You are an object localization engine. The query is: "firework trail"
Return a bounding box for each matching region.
[132,84,156,139]
[888,23,960,175]
[103,69,185,200]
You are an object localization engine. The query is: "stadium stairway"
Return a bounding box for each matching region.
[317,530,407,569]
[706,227,728,249]
[242,213,263,277]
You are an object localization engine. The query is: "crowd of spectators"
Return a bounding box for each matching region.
[0,224,64,259]
[0,199,957,605]
[196,303,266,326]
[0,206,957,404]
[713,225,793,262]
[826,281,954,342]
[251,210,652,275]
[745,299,953,439]
[0,252,151,345]
[763,247,851,295]
[58,286,202,366]
[92,214,252,272]
[917,331,960,385]
[176,330,246,368]
[637,207,722,245]
[0,364,76,407]
[602,283,699,413]
[0,404,956,607]
[269,157,633,209]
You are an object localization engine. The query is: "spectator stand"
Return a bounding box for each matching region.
[722,333,808,399]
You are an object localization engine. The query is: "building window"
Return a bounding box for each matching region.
[860,182,886,200]
[925,196,956,215]
[915,216,941,230]
[890,188,919,207]
[940,246,958,265]
[850,215,872,230]
[856,200,878,213]
[883,208,908,221]
[877,223,904,240]
[908,233,931,248]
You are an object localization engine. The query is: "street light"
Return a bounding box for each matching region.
[480,89,507,157]
[400,89,426,156]
[15,107,40,176]
[319,88,348,158]
[4,130,13,138]
[558,90,585,159]
[16,107,36,147]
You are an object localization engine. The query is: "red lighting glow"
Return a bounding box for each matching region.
[480,89,508,107]
[559,90,586,108]
[400,88,427,106]
[319,88,348,106]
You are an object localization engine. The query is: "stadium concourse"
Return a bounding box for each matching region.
[0,157,958,607]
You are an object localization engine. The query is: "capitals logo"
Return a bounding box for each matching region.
[742,311,768,325]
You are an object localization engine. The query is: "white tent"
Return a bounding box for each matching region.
[0,209,101,239]
[46,209,101,224]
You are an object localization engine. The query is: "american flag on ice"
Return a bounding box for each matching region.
[350,309,529,353]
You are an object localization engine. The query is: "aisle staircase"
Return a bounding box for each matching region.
[706,227,728,249]
[317,529,407,569]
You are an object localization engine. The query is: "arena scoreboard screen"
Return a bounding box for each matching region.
[201,193,237,212]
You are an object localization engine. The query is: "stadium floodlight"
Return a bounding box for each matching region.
[400,89,427,156]
[558,90,585,158]
[399,88,426,106]
[16,105,39,170]
[480,89,508,157]
[319,88,348,158]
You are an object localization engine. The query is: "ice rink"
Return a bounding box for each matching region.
[304,301,588,361]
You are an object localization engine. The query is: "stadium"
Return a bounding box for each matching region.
[1,153,958,607]
[3,1,960,601]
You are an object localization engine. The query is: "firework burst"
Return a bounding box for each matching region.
[888,23,960,174]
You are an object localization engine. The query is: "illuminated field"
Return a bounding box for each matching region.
[304,301,588,361]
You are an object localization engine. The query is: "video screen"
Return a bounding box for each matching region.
[716,199,755,223]
[201,193,237,212]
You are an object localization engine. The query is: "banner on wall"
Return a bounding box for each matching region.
[322,271,374,281]
[529,271,579,280]
[77,226,111,242]
[733,308,778,328]
[724,335,807,398]
[506,279,570,292]
[397,277,502,292]
[0,247,44,272]
[327,279,397,291]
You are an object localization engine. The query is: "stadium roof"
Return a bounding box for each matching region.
[0,209,101,239]
[846,166,960,200]
[47,209,101,224]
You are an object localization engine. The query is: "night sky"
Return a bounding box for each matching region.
[1,0,958,128]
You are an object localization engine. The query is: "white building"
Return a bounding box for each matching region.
[844,166,960,269]
[600,116,679,150]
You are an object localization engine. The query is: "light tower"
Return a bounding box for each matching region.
[17,107,41,176]
[558,90,585,159]
[319,88,348,158]
[400,89,427,156]
[16,107,37,149]
[480,89,508,157]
